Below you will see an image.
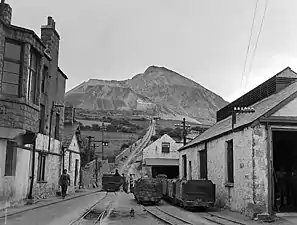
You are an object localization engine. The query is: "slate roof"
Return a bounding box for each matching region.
[179,77,297,151]
[62,121,80,149]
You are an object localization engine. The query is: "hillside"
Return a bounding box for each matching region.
[65,66,228,124]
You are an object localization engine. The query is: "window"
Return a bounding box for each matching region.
[55,113,60,139]
[41,66,48,94]
[200,149,207,179]
[27,48,39,104]
[1,40,22,96]
[68,152,72,171]
[161,142,170,153]
[5,141,17,176]
[39,104,46,134]
[37,153,46,182]
[226,140,234,183]
[182,154,187,179]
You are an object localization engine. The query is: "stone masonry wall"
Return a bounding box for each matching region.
[179,126,268,217]
[32,134,62,199]
[81,159,110,189]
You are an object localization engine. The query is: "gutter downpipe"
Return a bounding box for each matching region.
[28,138,37,200]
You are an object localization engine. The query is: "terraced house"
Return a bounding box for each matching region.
[0,1,67,209]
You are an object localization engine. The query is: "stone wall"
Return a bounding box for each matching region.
[32,134,62,199]
[0,139,31,210]
[179,125,269,217]
[81,159,110,189]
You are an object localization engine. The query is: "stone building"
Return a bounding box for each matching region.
[0,1,67,209]
[62,107,82,194]
[142,134,182,178]
[178,67,297,218]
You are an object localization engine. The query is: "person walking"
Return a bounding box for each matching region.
[59,169,71,199]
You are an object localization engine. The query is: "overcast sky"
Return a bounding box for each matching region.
[7,0,297,102]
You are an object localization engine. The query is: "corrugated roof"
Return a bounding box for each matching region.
[179,79,297,151]
[62,121,79,148]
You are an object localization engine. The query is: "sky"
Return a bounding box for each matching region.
[7,0,297,102]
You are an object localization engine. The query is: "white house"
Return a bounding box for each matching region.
[62,107,82,193]
[142,134,183,178]
[178,67,297,218]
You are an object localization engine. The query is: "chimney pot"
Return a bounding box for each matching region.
[0,1,12,24]
[47,16,53,25]
[52,20,55,29]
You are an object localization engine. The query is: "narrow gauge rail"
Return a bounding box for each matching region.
[144,205,193,225]
[69,192,112,225]
[202,213,247,225]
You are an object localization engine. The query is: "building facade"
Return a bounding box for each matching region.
[178,67,297,218]
[62,107,82,194]
[142,134,182,178]
[0,1,67,209]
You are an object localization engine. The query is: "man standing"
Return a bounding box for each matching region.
[59,169,70,199]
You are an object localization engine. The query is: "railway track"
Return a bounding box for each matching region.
[202,212,247,225]
[119,121,155,174]
[68,192,113,225]
[144,205,193,225]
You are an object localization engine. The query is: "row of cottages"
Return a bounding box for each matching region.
[142,134,182,179]
[178,67,297,218]
[62,107,83,192]
[0,1,69,209]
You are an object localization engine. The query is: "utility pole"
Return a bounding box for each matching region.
[175,118,191,146]
[93,140,109,161]
[231,107,255,132]
[87,136,94,162]
[94,143,98,183]
[101,123,106,160]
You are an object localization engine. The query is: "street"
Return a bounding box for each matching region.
[0,192,106,225]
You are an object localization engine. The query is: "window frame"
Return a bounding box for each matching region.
[41,65,48,94]
[27,47,40,104]
[37,153,46,182]
[161,142,170,153]
[226,139,234,184]
[1,39,23,97]
[4,141,17,176]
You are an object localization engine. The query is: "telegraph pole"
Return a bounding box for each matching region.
[87,136,94,162]
[175,118,191,146]
[101,123,106,160]
[94,143,98,182]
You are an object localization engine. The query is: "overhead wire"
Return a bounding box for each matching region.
[244,0,270,91]
[241,0,260,88]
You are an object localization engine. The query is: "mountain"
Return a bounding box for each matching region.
[65,66,228,124]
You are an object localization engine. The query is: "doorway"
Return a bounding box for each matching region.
[272,130,297,212]
[74,159,79,186]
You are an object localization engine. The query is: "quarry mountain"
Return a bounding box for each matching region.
[65,66,228,124]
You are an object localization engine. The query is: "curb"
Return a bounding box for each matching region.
[0,189,103,219]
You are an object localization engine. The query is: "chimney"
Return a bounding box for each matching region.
[41,16,60,59]
[64,106,75,124]
[0,0,12,24]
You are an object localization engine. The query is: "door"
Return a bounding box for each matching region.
[189,161,192,180]
[74,159,79,186]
